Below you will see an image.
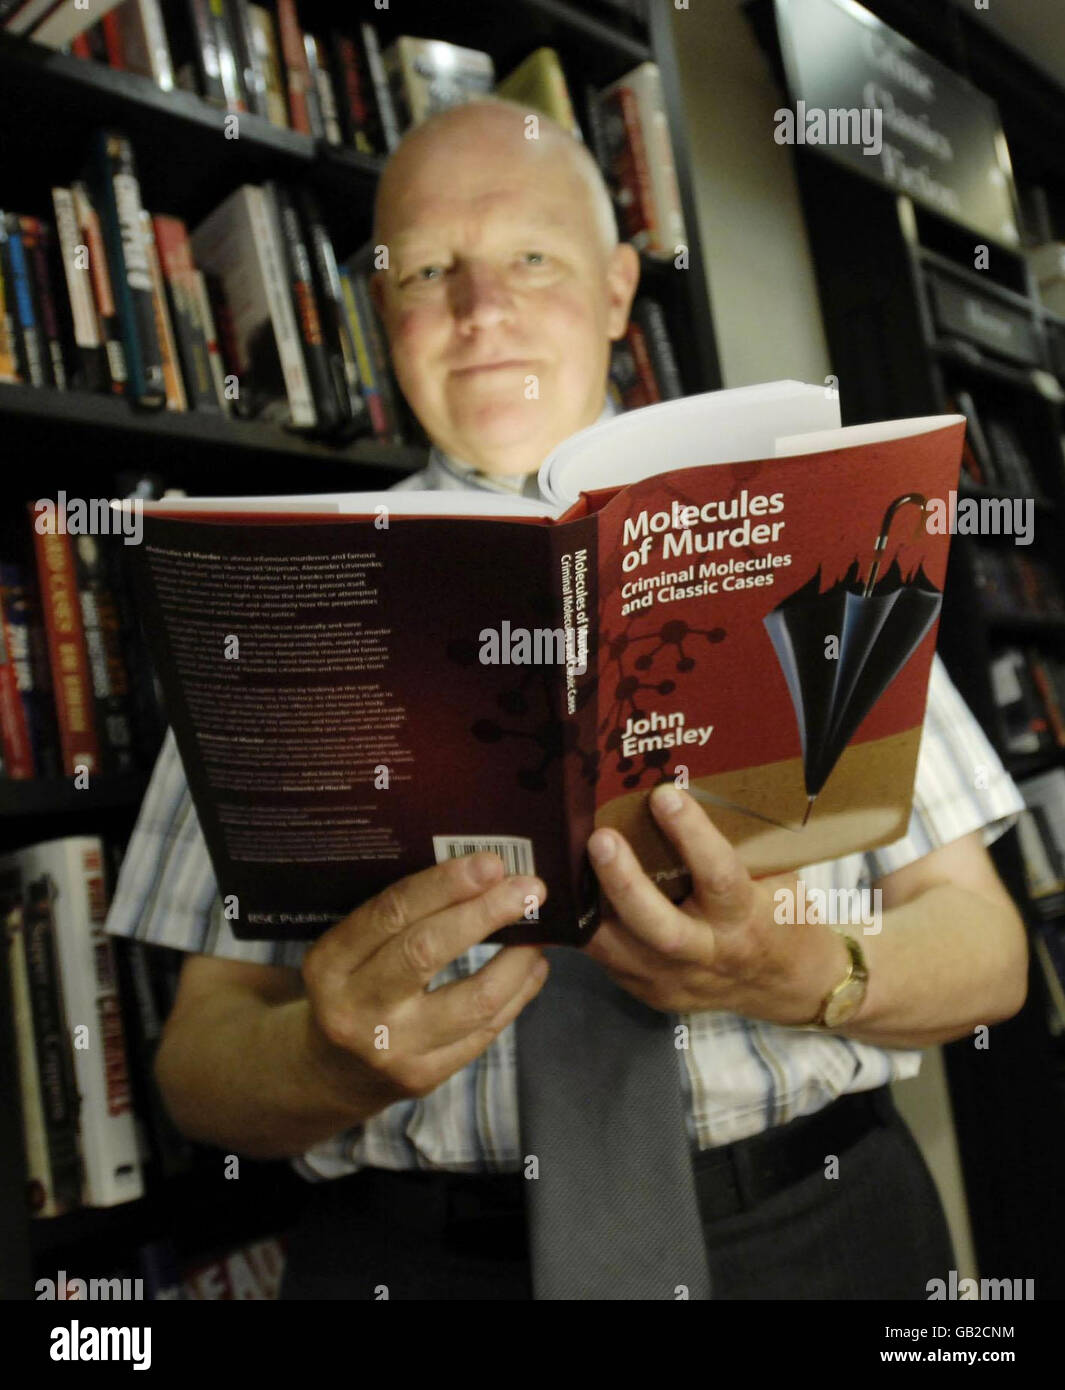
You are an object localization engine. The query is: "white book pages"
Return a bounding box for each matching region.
[537,381,841,508]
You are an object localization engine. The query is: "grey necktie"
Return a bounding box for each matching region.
[515,945,713,1300]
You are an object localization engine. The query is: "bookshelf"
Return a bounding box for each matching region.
[0,0,721,1299]
[748,0,1065,1296]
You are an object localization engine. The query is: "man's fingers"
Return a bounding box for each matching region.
[647,783,756,926]
[315,852,509,974]
[369,873,546,1003]
[586,824,697,956]
[415,944,549,1052]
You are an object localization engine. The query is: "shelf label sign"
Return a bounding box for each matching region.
[774,0,1020,246]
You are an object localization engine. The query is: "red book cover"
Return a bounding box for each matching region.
[29,514,102,777]
[124,386,966,946]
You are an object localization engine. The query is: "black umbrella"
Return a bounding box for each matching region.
[763,493,942,826]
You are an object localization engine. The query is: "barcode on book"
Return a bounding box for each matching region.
[432,836,536,877]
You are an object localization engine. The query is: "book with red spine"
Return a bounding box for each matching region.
[274,0,312,134]
[0,570,34,779]
[29,511,102,778]
[596,83,657,250]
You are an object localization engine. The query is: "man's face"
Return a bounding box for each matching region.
[371,112,640,477]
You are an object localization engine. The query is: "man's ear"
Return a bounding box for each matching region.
[604,242,642,341]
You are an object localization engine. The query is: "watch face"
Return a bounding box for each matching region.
[824,978,866,1029]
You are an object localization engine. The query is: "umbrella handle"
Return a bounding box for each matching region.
[862,492,929,597]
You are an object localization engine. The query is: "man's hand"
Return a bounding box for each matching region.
[582,782,844,1024]
[583,783,1029,1047]
[301,853,550,1115]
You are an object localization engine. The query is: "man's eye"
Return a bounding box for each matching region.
[400,265,445,286]
[521,252,547,266]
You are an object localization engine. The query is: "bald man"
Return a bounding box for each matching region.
[106,99,1027,1300]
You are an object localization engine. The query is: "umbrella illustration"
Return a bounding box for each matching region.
[763,493,942,827]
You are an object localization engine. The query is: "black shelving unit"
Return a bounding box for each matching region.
[748,0,1065,1295]
[0,0,720,1300]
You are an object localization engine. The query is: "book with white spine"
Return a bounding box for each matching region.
[190,184,316,428]
[0,837,142,1207]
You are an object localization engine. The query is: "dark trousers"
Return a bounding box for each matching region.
[278,1087,955,1300]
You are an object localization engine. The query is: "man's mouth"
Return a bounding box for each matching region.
[451,359,533,377]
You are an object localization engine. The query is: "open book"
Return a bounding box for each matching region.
[126,382,965,946]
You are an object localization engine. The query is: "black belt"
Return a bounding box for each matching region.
[691,1084,896,1222]
[343,1085,896,1257]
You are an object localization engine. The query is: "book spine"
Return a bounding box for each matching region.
[350,270,400,442]
[71,536,138,775]
[635,65,685,254]
[51,188,110,394]
[0,214,19,382]
[330,30,376,154]
[209,0,246,110]
[90,131,166,408]
[247,4,288,128]
[306,33,341,143]
[6,902,57,1216]
[122,0,175,90]
[20,870,83,1214]
[17,560,63,779]
[151,216,219,411]
[300,31,325,139]
[267,181,339,430]
[338,266,385,437]
[360,22,400,151]
[30,518,102,777]
[190,269,232,413]
[19,217,66,389]
[598,86,656,249]
[226,0,267,117]
[101,7,127,68]
[631,298,683,399]
[71,181,129,395]
[0,561,49,778]
[182,0,227,105]
[547,522,602,945]
[0,571,34,778]
[99,538,164,767]
[3,213,46,386]
[625,320,662,405]
[247,184,316,427]
[140,210,187,410]
[297,187,366,432]
[112,939,193,1180]
[275,0,312,134]
[46,839,143,1208]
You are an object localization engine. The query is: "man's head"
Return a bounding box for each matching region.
[370,99,640,477]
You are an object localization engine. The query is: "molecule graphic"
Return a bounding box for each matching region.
[600,618,727,789]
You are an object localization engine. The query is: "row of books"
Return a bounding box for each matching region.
[34,1233,286,1300]
[970,547,1065,622]
[43,3,686,260]
[990,646,1065,758]
[1,835,196,1218]
[0,128,410,440]
[950,388,1047,497]
[1,501,163,783]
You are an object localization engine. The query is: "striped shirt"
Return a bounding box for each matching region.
[105,404,1025,1179]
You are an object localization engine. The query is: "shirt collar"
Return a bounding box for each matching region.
[425,396,619,503]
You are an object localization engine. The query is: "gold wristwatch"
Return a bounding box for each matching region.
[807,933,869,1030]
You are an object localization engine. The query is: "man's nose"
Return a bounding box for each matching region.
[449,264,513,330]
